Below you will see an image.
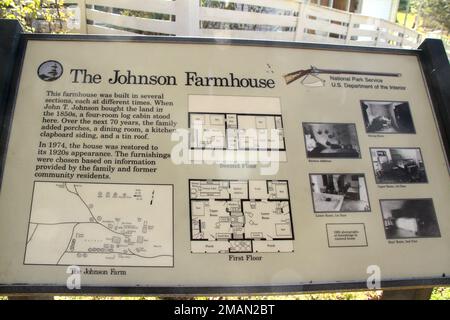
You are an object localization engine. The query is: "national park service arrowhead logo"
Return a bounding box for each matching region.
[37,60,63,81]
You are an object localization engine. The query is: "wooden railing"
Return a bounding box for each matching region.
[64,0,421,49]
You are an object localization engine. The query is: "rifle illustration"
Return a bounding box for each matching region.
[283,66,401,87]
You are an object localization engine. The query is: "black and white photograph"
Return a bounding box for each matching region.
[380,199,441,239]
[371,147,427,184]
[310,174,370,213]
[361,100,415,134]
[302,123,361,158]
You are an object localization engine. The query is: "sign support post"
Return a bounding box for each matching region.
[418,39,450,165]
[0,19,22,163]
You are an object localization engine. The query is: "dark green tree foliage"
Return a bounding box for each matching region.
[0,0,69,33]
[412,0,450,32]
[398,0,410,12]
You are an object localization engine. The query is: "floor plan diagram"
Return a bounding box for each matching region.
[189,179,294,253]
[24,182,173,267]
[189,113,285,151]
[189,95,287,162]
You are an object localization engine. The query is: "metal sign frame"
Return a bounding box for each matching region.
[0,19,449,295]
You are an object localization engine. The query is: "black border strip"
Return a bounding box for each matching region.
[1,277,450,295]
[21,32,420,55]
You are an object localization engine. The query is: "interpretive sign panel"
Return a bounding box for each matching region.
[0,23,449,294]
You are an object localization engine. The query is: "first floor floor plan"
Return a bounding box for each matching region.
[189,179,294,253]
